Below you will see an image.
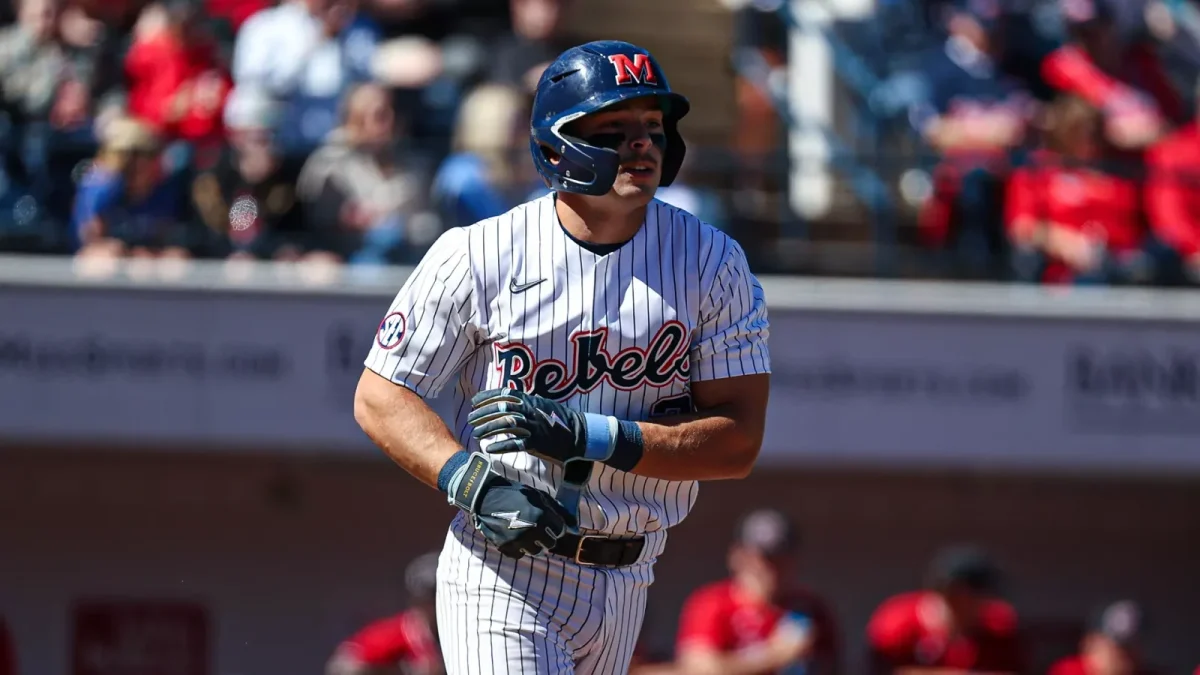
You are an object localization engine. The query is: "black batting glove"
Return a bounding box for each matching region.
[440,451,575,560]
[466,387,644,472]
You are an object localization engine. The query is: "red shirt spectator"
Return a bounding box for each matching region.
[1006,95,1144,284]
[677,580,840,674]
[1006,152,1142,282]
[125,2,230,143]
[675,509,841,675]
[1146,123,1200,267]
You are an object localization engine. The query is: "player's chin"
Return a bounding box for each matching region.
[611,174,661,200]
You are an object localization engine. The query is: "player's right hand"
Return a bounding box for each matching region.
[444,452,576,560]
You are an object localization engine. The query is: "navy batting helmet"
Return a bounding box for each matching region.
[530,40,690,196]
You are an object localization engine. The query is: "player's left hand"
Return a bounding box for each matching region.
[467,387,608,466]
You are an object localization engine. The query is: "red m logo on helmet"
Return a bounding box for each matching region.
[608,54,657,86]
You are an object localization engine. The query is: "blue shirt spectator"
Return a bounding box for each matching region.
[71,118,188,254]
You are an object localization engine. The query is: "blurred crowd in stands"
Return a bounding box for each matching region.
[898,0,1200,285]
[10,0,1200,286]
[324,510,1189,675]
[0,0,729,269]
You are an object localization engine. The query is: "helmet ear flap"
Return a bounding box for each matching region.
[658,117,687,188]
[530,128,620,196]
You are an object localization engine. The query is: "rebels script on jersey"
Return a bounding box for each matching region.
[364,194,770,547]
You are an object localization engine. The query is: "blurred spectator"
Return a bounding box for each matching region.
[366,0,511,155]
[232,0,380,154]
[325,552,443,675]
[0,615,13,675]
[867,545,1025,675]
[488,0,574,93]
[72,116,192,260]
[725,0,787,219]
[124,0,232,148]
[1145,83,1200,284]
[1041,0,1182,150]
[909,0,1036,278]
[1006,95,1147,284]
[0,0,131,230]
[1047,600,1158,675]
[191,86,306,261]
[296,81,427,264]
[0,0,110,125]
[674,509,841,675]
[431,83,539,229]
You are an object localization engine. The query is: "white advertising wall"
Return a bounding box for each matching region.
[2,260,1200,475]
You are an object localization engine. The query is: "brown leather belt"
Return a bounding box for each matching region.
[549,532,645,567]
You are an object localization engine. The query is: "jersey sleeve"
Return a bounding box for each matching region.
[363,227,481,399]
[675,586,731,654]
[691,238,770,382]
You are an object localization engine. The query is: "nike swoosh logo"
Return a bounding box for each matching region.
[509,278,545,293]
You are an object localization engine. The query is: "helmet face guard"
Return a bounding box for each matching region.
[530,41,691,196]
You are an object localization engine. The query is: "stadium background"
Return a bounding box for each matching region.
[2,0,1200,674]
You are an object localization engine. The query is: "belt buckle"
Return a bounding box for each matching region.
[574,534,602,566]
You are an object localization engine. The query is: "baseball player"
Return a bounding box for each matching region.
[354,39,771,675]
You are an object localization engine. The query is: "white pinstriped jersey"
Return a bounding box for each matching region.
[364,193,770,542]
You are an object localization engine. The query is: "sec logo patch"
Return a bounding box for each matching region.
[377,312,407,350]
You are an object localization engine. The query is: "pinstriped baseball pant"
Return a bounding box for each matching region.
[436,513,652,675]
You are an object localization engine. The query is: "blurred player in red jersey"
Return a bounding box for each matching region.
[326,552,443,675]
[675,509,841,675]
[867,545,1025,675]
[1047,601,1158,675]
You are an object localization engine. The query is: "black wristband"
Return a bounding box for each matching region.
[437,450,472,494]
[608,420,645,472]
